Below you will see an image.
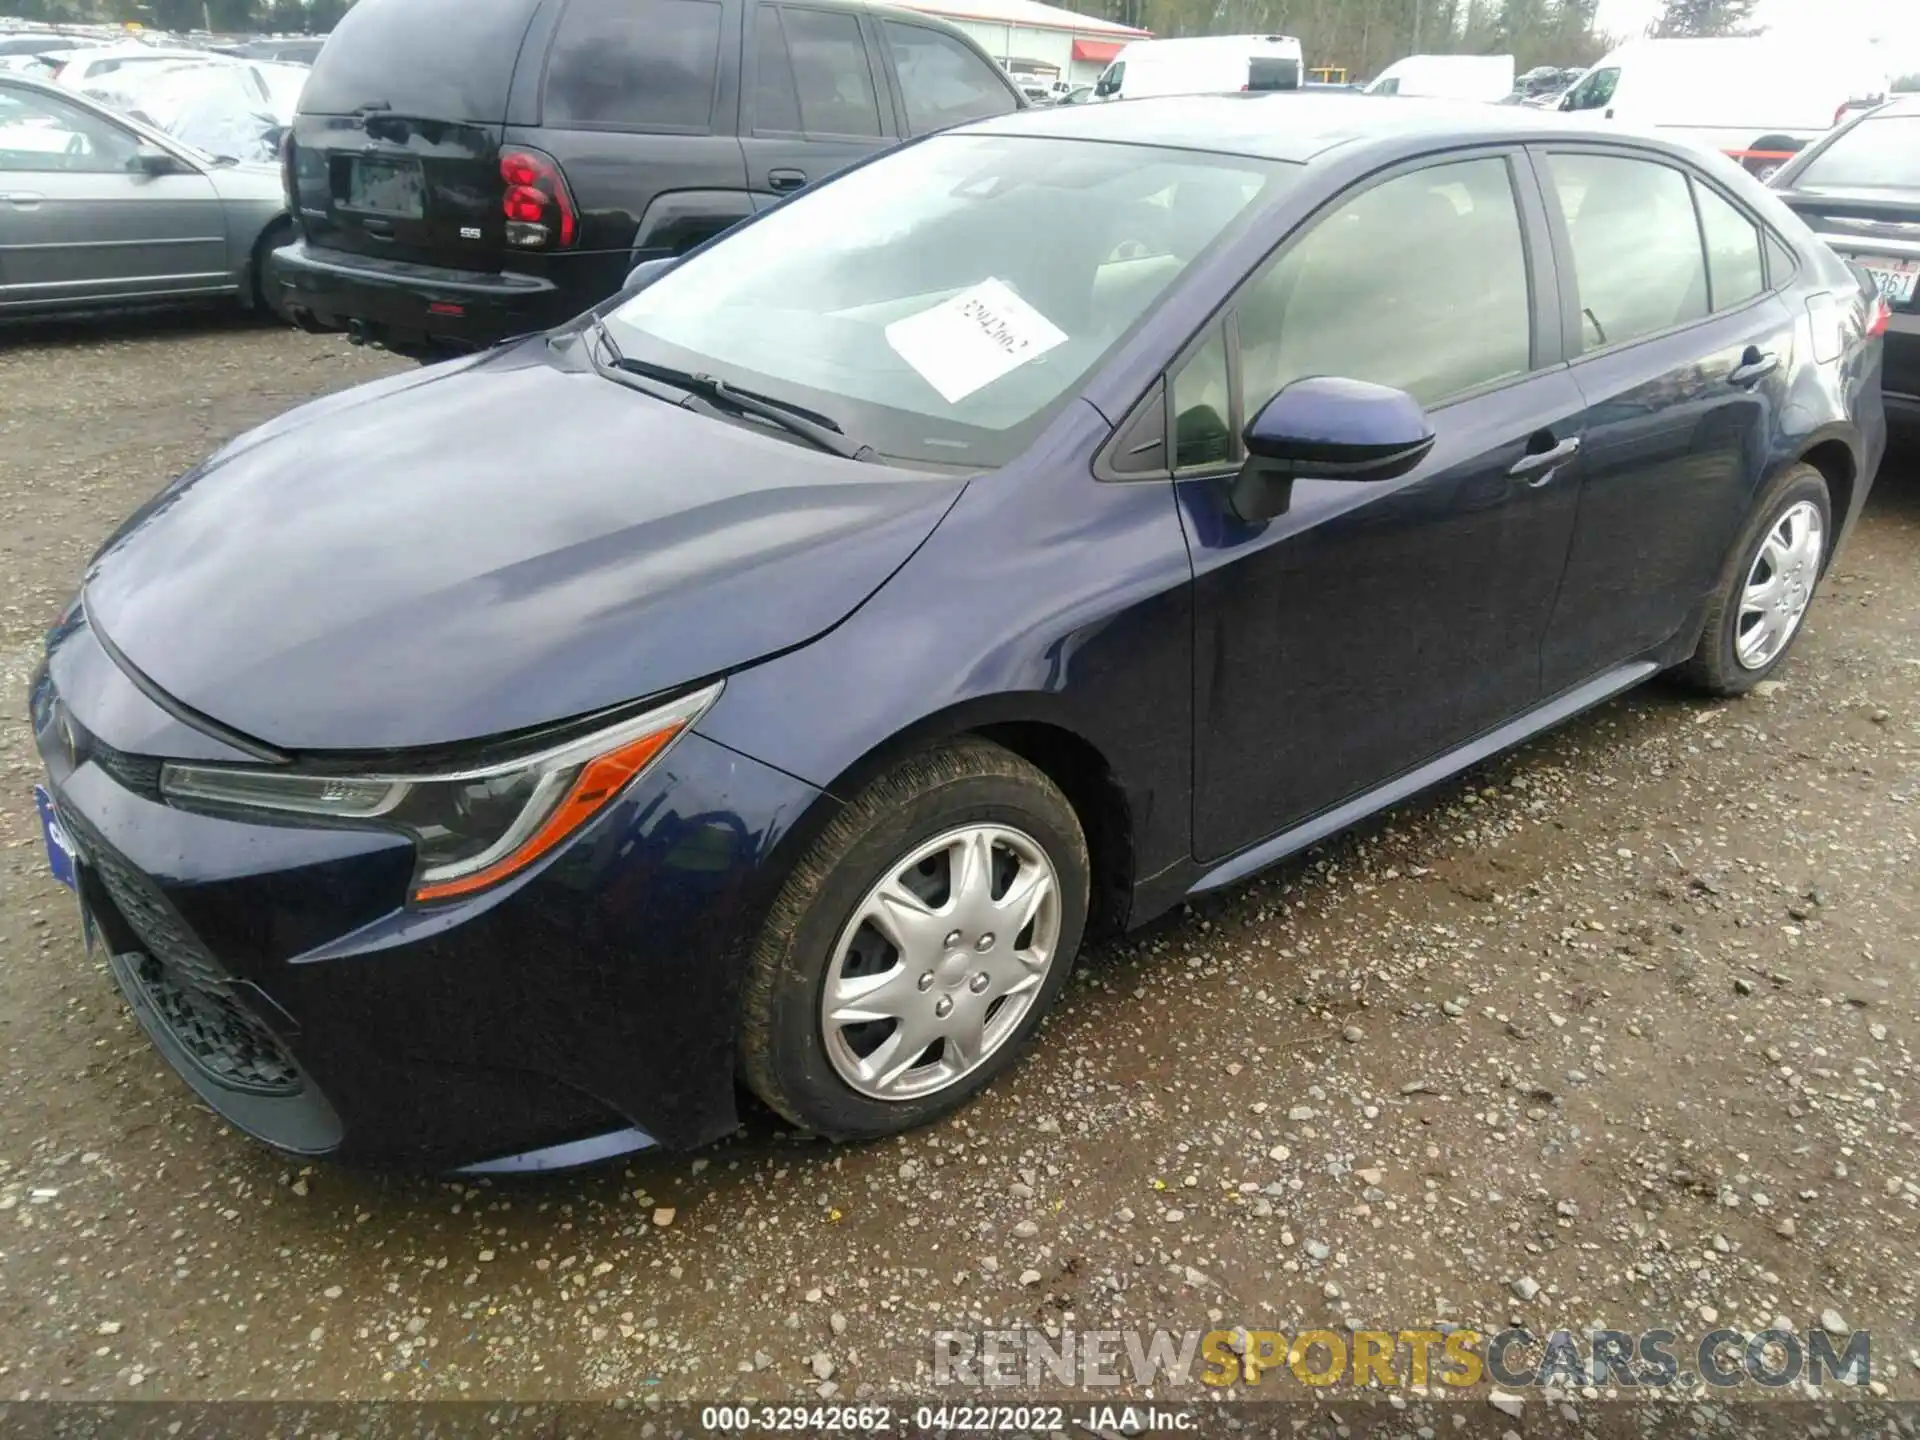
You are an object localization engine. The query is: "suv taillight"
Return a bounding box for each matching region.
[500,147,577,249]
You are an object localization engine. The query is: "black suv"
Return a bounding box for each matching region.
[273,0,1024,355]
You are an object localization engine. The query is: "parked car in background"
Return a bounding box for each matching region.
[1771,94,1920,425]
[79,57,308,164]
[32,95,1884,1170]
[1093,34,1305,100]
[0,31,71,59]
[52,43,234,89]
[1363,53,1513,103]
[1558,37,1888,178]
[0,72,290,320]
[273,0,1024,357]
[223,36,326,64]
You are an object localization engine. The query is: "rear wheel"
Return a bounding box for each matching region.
[251,220,294,325]
[739,739,1089,1140]
[1675,464,1831,695]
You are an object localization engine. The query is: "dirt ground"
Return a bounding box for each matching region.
[0,313,1914,1412]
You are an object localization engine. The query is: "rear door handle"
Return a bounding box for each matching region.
[1509,435,1581,483]
[767,168,807,193]
[1,192,45,207]
[1729,350,1780,387]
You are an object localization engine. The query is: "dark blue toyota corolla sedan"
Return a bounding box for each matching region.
[31,95,1887,1172]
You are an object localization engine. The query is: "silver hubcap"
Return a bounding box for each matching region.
[1736,500,1823,671]
[821,824,1061,1102]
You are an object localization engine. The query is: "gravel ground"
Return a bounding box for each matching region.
[0,314,1914,1409]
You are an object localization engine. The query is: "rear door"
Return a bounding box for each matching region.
[289,0,538,269]
[1533,146,1798,690]
[740,1,893,200]
[0,83,227,311]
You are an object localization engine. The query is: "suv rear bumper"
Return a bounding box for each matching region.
[272,239,595,353]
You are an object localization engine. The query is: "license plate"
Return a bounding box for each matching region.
[347,156,424,218]
[34,784,76,891]
[1861,257,1918,307]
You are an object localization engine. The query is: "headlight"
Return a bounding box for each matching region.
[159,682,721,904]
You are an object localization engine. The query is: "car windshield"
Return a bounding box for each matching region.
[605,134,1295,468]
[1797,114,1920,190]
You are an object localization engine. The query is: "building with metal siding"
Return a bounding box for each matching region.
[890,0,1148,90]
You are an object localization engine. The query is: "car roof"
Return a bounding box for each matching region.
[963,89,1641,165]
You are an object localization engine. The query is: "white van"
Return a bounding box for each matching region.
[1094,35,1305,102]
[1557,37,1888,178]
[1364,54,1514,103]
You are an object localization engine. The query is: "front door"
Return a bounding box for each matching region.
[0,84,225,312]
[1175,150,1586,862]
[739,3,895,202]
[1531,147,1799,690]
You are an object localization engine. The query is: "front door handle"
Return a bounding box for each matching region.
[767,168,807,193]
[1729,349,1780,388]
[1,191,45,207]
[1509,435,1581,483]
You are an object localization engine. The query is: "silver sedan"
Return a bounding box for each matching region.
[0,71,289,321]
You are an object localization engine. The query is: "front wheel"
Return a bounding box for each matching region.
[739,738,1089,1140]
[1675,463,1831,695]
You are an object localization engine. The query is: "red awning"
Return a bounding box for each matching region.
[1072,38,1123,63]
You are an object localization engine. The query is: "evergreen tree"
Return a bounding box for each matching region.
[1652,0,1759,38]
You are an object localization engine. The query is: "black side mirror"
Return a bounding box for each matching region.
[1223,376,1435,523]
[129,144,186,178]
[623,256,679,292]
[1558,93,1576,112]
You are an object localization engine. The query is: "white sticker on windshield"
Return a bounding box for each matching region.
[884,279,1068,405]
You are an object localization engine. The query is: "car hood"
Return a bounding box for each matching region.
[83,340,966,752]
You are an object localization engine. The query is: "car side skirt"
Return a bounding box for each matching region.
[1185,659,1661,898]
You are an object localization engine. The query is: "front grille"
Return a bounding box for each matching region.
[60,804,302,1097]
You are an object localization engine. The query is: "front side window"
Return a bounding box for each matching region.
[608,135,1293,467]
[1796,114,1920,189]
[0,86,138,173]
[1563,66,1618,111]
[1546,152,1706,351]
[1233,156,1533,414]
[780,7,883,138]
[543,0,722,131]
[1694,182,1764,311]
[885,21,1015,135]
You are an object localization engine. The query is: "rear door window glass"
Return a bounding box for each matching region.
[1694,182,1765,310]
[543,0,723,132]
[884,21,1015,135]
[1546,152,1708,350]
[779,6,883,137]
[300,0,532,121]
[751,6,803,132]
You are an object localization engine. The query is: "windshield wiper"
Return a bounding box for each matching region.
[618,352,875,463]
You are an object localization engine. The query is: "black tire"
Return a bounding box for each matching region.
[1674,463,1832,696]
[251,220,294,325]
[739,738,1089,1140]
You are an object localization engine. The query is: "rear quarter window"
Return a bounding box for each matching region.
[299,0,536,122]
[543,0,725,132]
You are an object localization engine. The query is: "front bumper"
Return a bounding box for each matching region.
[31,616,829,1170]
[272,239,620,353]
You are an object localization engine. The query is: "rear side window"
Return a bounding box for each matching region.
[1796,115,1920,189]
[778,6,883,137]
[1546,152,1707,351]
[300,0,533,122]
[884,21,1015,135]
[544,0,723,132]
[1693,183,1764,310]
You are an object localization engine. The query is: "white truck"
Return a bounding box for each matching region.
[1094,35,1305,101]
[1557,37,1889,179]
[1363,54,1515,103]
